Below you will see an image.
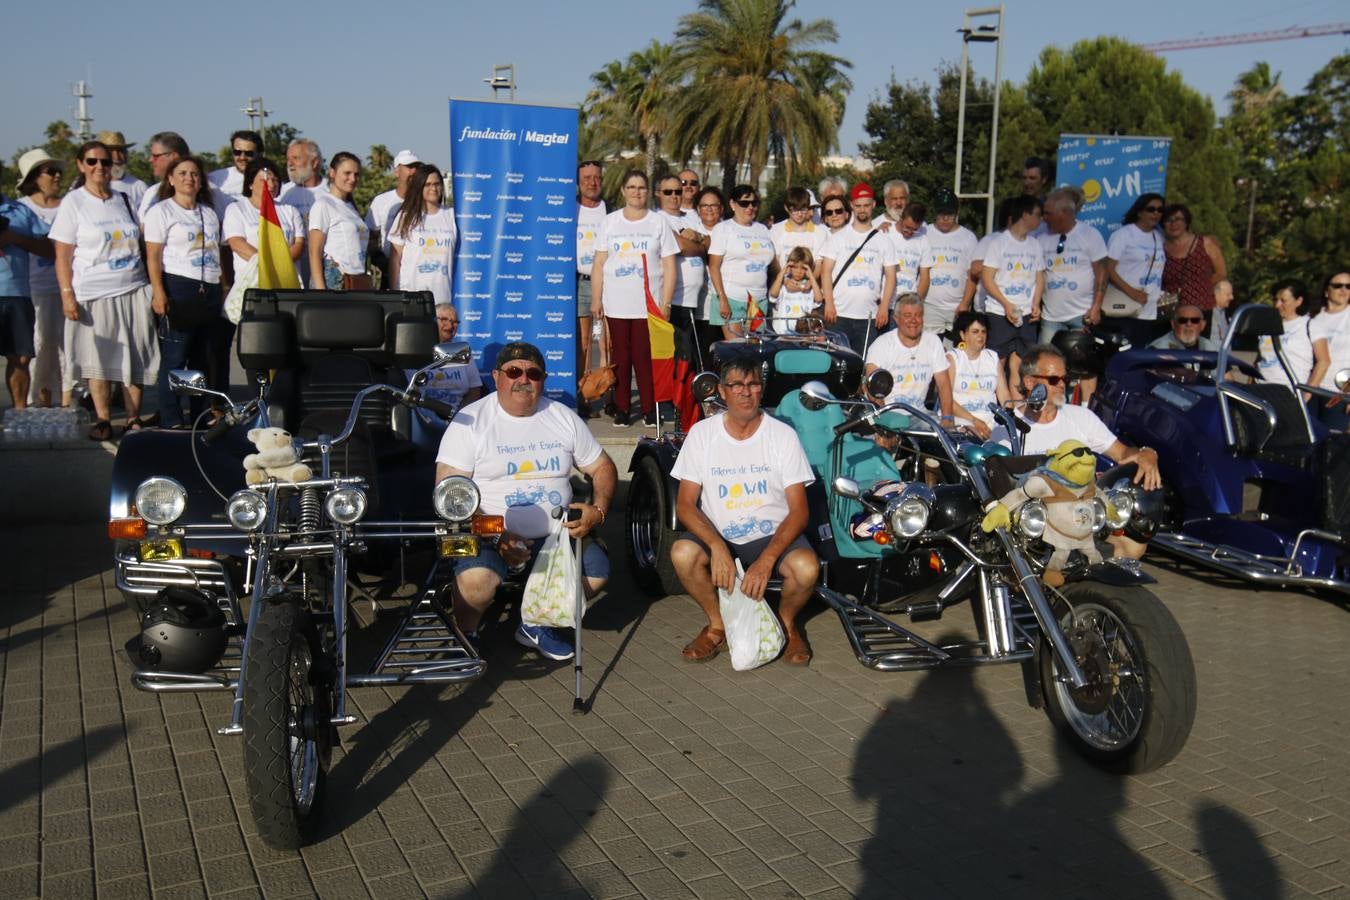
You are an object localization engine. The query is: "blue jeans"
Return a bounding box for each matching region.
[157,275,222,427]
[834,316,875,355]
[1039,316,1085,344]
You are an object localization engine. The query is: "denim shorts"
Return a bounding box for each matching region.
[453,535,610,581]
[673,532,814,575]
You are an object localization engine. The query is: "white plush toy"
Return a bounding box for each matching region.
[243,427,312,486]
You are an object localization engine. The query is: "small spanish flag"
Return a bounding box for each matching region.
[642,257,699,431]
[746,293,766,332]
[257,188,299,289]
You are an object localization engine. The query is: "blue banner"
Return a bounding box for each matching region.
[1055,134,1171,242]
[449,99,578,403]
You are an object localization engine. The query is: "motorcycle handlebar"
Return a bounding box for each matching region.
[418,396,457,419]
[201,416,232,445]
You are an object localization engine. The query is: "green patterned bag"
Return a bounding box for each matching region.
[717,561,786,671]
[520,518,581,629]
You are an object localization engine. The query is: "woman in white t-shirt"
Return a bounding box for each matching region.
[308,151,373,290]
[144,156,224,429]
[589,170,677,427]
[388,164,456,305]
[1256,279,1315,393]
[1102,193,1165,349]
[16,154,67,407]
[1309,270,1350,430]
[51,140,158,440]
[708,184,776,339]
[692,187,727,364]
[223,157,305,286]
[945,310,1010,440]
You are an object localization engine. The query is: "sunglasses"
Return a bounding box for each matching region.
[1175,316,1203,325]
[1032,374,1068,386]
[680,178,700,187]
[1056,446,1095,459]
[1055,235,1067,254]
[233,148,258,158]
[733,198,759,208]
[1143,205,1163,213]
[823,207,847,216]
[658,188,681,196]
[83,157,112,167]
[37,167,62,177]
[498,365,544,382]
[1330,282,1350,290]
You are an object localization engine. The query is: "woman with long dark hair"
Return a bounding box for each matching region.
[1309,268,1350,430]
[308,151,374,290]
[1101,192,1166,347]
[1255,279,1315,392]
[50,140,158,439]
[708,183,776,339]
[388,164,456,304]
[223,156,305,284]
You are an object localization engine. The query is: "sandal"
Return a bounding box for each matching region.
[124,414,160,433]
[88,420,113,442]
[783,633,813,666]
[681,625,725,663]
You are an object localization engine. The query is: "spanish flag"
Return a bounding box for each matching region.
[746,293,766,332]
[642,256,698,431]
[257,188,299,289]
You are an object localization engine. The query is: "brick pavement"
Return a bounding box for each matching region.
[3,453,1350,898]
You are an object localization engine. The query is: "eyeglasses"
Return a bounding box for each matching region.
[680,178,700,187]
[1175,316,1203,325]
[233,148,258,158]
[498,365,544,382]
[658,188,681,196]
[1143,205,1163,213]
[1329,282,1350,290]
[1031,374,1068,386]
[1056,446,1095,459]
[149,151,172,160]
[721,380,762,393]
[697,203,722,211]
[83,157,112,167]
[1055,235,1067,254]
[785,205,809,213]
[733,198,759,208]
[823,207,847,217]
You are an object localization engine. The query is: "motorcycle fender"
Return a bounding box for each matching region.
[629,438,683,531]
[1075,562,1158,587]
[1021,652,1044,710]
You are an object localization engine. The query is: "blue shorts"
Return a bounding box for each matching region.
[453,535,610,582]
[673,532,814,575]
[0,295,36,359]
[1039,316,1084,344]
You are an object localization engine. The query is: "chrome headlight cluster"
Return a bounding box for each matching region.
[226,490,268,531]
[325,488,368,525]
[884,484,934,539]
[1015,500,1048,539]
[433,476,480,522]
[1102,486,1135,530]
[135,477,187,526]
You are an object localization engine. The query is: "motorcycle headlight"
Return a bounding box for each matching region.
[135,477,187,526]
[1016,500,1048,539]
[324,488,368,525]
[1103,487,1135,530]
[226,490,268,531]
[885,484,933,539]
[433,476,480,522]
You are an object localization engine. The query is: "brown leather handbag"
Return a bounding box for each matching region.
[342,272,374,290]
[578,365,616,402]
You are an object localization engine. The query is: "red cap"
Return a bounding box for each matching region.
[850,182,874,202]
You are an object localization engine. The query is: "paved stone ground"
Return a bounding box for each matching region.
[3,440,1350,898]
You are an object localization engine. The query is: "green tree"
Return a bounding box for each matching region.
[262,122,302,160]
[582,40,676,197]
[354,145,395,213]
[668,0,850,191]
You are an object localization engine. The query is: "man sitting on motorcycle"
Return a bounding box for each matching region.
[434,342,618,660]
[863,293,955,420]
[669,357,821,665]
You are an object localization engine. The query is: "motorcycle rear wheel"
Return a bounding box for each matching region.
[242,599,332,849]
[626,456,683,597]
[1040,584,1195,773]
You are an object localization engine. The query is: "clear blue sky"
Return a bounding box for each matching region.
[3,1,1345,173]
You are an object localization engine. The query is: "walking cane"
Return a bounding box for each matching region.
[572,531,587,714]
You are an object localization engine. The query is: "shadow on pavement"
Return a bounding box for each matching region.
[0,724,124,809]
[1197,802,1282,900]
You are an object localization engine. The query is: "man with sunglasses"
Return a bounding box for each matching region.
[677,169,701,212]
[435,342,617,659]
[1149,302,1218,353]
[207,130,262,222]
[993,344,1161,491]
[137,132,191,222]
[819,182,896,355]
[98,131,148,214]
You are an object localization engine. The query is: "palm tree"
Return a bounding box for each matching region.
[668,0,850,191]
[583,40,676,191]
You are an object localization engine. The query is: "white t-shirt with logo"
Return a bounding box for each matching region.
[409,361,482,420]
[142,200,223,284]
[971,232,997,311]
[596,209,678,319]
[670,412,815,545]
[708,219,775,304]
[821,227,896,320]
[992,403,1118,455]
[223,198,305,285]
[661,209,706,310]
[436,394,603,539]
[1106,224,1164,321]
[948,347,1000,426]
[388,207,457,305]
[922,225,978,314]
[207,167,246,224]
[111,175,148,217]
[887,229,930,297]
[49,187,148,301]
[278,180,328,226]
[1257,315,1314,387]
[368,188,403,256]
[576,201,607,277]
[768,220,827,270]
[1039,221,1108,322]
[309,192,373,275]
[19,197,60,295]
[1309,307,1350,390]
[137,184,165,224]
[865,330,949,407]
[981,230,1044,316]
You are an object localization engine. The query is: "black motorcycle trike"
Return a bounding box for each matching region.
[626,331,1196,772]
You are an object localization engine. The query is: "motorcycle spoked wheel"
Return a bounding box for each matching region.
[1040,584,1196,774]
[242,599,333,849]
[626,456,683,597]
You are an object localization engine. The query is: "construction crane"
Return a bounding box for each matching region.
[1141,23,1349,53]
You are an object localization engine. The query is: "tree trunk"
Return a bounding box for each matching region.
[646,132,658,190]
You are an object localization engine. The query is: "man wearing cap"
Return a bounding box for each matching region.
[922,191,978,335]
[137,131,191,222]
[818,182,895,355]
[435,341,618,660]
[0,162,55,410]
[99,131,148,212]
[369,150,419,263]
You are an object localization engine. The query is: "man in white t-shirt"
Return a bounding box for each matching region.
[885,202,931,307]
[369,149,419,265]
[575,160,607,406]
[872,180,910,230]
[981,195,1046,395]
[279,139,326,287]
[1038,187,1107,343]
[922,192,978,335]
[207,130,261,220]
[657,174,708,371]
[864,295,953,416]
[435,342,617,659]
[137,131,191,222]
[100,131,147,213]
[670,358,820,665]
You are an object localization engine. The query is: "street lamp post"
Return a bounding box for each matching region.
[954,5,1005,235]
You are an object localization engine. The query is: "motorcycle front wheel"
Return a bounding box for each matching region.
[1040,583,1196,773]
[626,456,683,597]
[242,599,332,849]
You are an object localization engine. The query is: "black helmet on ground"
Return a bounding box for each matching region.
[137,587,228,673]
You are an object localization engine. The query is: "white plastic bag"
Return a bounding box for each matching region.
[224,254,260,325]
[520,517,581,629]
[718,561,786,671]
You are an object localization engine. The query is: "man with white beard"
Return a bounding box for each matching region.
[279,139,327,286]
[101,131,147,213]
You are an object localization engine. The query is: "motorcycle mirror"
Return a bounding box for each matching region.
[691,371,721,402]
[168,369,208,395]
[832,476,861,499]
[799,380,834,411]
[1025,383,1049,411]
[864,368,893,401]
[1335,368,1350,392]
[432,341,473,367]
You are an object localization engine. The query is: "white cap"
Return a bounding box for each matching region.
[807,189,820,208]
[391,149,420,170]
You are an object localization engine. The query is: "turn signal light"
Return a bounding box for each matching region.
[872,531,891,545]
[928,551,944,573]
[108,518,147,540]
[472,514,505,536]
